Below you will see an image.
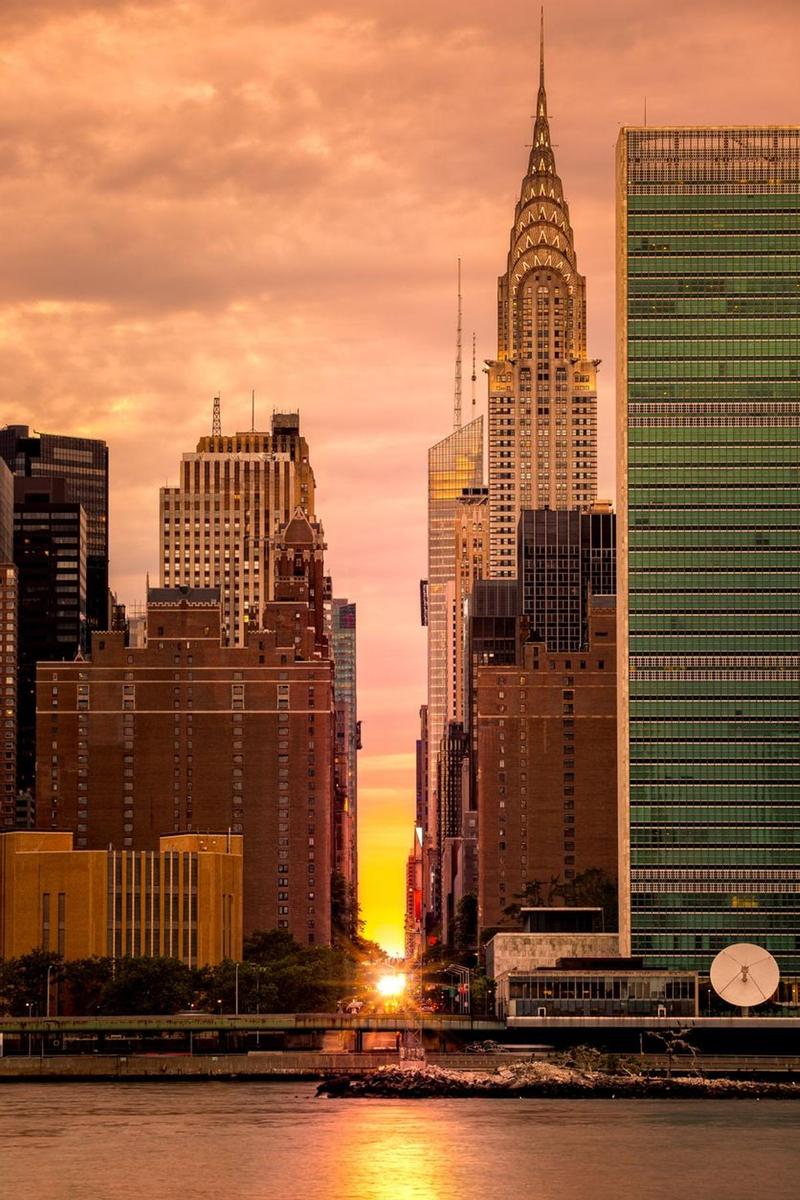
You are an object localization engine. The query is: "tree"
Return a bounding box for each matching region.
[0,950,64,1016]
[198,959,277,1014]
[502,877,559,923]
[243,929,357,1012]
[453,892,478,957]
[551,867,619,931]
[63,957,114,1015]
[99,957,195,1015]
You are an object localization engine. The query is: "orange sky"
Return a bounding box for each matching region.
[1,0,798,955]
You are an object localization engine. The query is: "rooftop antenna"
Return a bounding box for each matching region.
[251,389,255,433]
[644,96,647,126]
[211,394,222,438]
[454,257,463,430]
[540,5,544,89]
[471,331,477,412]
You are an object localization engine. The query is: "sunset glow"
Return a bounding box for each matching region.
[1,1,797,950]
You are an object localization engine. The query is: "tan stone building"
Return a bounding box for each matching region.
[35,522,335,945]
[476,599,617,932]
[0,830,242,966]
[160,411,316,646]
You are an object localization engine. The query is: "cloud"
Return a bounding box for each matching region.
[2,0,798,947]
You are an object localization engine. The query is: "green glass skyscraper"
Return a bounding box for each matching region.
[617,128,800,973]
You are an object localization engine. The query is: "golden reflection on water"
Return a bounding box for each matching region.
[329,1103,453,1200]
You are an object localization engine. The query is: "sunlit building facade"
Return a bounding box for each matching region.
[426,417,483,846]
[160,412,315,646]
[0,829,242,966]
[487,40,598,578]
[617,127,800,972]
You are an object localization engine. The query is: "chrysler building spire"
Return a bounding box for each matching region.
[533,7,551,154]
[486,13,599,577]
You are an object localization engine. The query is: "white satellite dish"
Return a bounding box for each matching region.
[710,943,780,1009]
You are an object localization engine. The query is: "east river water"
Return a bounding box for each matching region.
[2,1082,799,1200]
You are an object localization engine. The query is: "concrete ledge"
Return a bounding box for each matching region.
[0,1052,402,1081]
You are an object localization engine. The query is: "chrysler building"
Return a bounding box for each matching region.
[488,20,598,577]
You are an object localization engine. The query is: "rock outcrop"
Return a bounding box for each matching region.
[317,1061,800,1099]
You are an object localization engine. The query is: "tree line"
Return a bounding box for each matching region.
[0,930,381,1017]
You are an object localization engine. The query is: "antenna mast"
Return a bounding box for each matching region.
[454,258,463,430]
[211,394,222,438]
[471,331,477,411]
[251,389,255,433]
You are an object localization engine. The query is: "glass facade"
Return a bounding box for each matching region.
[427,417,483,845]
[618,129,800,972]
[518,508,616,652]
[331,598,358,892]
[0,426,108,633]
[506,970,697,1017]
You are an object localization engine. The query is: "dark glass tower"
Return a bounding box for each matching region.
[618,127,800,972]
[14,478,87,794]
[518,507,616,652]
[0,425,108,634]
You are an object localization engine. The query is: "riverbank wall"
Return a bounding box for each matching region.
[3,1051,800,1082]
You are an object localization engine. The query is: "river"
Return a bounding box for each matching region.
[1,1082,799,1199]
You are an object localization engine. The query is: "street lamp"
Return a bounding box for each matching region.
[234,962,240,1017]
[46,964,53,1018]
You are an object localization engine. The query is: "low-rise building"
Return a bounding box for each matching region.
[498,965,698,1019]
[0,829,242,966]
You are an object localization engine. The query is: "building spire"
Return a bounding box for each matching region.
[454,257,463,430]
[532,6,551,154]
[539,5,545,94]
[471,331,477,411]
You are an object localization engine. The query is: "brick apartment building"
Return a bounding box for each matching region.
[476,597,617,932]
[36,511,336,945]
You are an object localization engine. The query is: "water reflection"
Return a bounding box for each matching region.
[330,1104,455,1200]
[2,1084,800,1200]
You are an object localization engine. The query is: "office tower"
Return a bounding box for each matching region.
[15,478,87,795]
[0,463,14,826]
[0,460,12,563]
[446,487,490,724]
[426,417,483,849]
[487,28,598,578]
[0,425,108,633]
[415,704,429,830]
[404,827,424,961]
[617,127,800,971]
[518,505,616,652]
[0,830,242,966]
[330,599,359,911]
[36,572,335,944]
[437,719,470,943]
[0,564,16,828]
[476,597,617,932]
[160,409,316,646]
[435,488,489,941]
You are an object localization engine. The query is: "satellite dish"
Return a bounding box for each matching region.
[710,943,780,1009]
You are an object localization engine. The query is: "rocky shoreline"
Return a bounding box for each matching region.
[317,1062,800,1100]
